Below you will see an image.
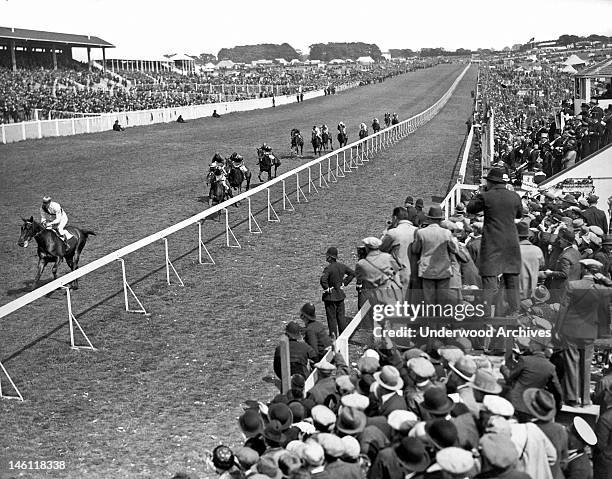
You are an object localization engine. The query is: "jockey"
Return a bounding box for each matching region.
[391,113,399,125]
[321,124,329,135]
[230,153,248,173]
[210,152,225,170]
[261,143,272,153]
[372,118,380,128]
[337,122,346,135]
[213,167,230,193]
[359,122,368,133]
[312,125,321,139]
[40,196,68,242]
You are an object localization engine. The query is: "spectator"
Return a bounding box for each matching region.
[467,167,523,316]
[274,322,317,380]
[320,247,355,337]
[300,303,332,360]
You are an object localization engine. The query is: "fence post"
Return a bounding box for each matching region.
[1,123,5,144]
[21,122,26,141]
[37,120,42,139]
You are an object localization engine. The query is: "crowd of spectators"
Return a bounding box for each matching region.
[187,153,612,479]
[478,64,612,184]
[1,59,435,123]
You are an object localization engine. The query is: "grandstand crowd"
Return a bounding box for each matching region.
[478,65,612,182]
[0,59,431,123]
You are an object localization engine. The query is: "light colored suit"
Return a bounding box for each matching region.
[519,239,544,299]
[380,220,416,290]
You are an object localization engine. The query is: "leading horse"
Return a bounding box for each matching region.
[18,217,96,290]
[337,131,348,148]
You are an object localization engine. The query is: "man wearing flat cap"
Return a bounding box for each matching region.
[467,167,523,316]
[320,247,355,337]
[557,259,612,407]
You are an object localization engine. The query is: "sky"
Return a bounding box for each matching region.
[2,0,612,58]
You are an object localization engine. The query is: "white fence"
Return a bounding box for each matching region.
[0,64,470,400]
[0,89,325,145]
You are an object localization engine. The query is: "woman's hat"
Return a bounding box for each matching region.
[373,365,404,391]
[212,445,235,471]
[394,437,430,472]
[522,388,556,421]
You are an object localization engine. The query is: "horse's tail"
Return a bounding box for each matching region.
[81,229,96,237]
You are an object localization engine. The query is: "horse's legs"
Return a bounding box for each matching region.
[246,172,251,190]
[34,257,48,288]
[66,254,79,289]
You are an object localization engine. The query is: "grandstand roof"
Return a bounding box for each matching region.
[575,58,612,78]
[0,26,114,48]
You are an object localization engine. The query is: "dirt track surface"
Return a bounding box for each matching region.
[0,63,477,478]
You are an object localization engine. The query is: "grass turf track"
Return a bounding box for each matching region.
[0,63,477,478]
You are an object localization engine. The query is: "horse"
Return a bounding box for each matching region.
[337,131,348,148]
[225,158,252,193]
[372,121,381,133]
[290,129,304,155]
[17,217,95,290]
[206,170,233,206]
[359,129,368,140]
[257,148,280,181]
[384,113,391,128]
[311,134,323,156]
[321,130,333,151]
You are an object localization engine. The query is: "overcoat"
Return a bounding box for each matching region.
[467,184,523,276]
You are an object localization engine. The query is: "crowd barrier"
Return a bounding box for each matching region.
[0,64,471,400]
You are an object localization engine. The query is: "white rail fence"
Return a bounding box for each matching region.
[0,64,470,400]
[0,89,325,145]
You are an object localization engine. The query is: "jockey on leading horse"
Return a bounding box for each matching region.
[229,152,248,174]
[40,196,69,244]
[337,122,346,136]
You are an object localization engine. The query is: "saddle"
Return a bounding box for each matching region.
[48,228,74,245]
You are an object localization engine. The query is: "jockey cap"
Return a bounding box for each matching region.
[42,196,52,203]
[234,154,243,161]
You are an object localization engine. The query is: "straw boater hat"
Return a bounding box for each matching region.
[572,417,597,446]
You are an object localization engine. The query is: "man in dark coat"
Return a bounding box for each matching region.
[274,322,318,380]
[300,302,332,360]
[543,228,581,303]
[581,195,609,234]
[320,246,355,337]
[467,168,523,315]
[557,259,612,406]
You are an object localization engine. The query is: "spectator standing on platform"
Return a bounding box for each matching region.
[320,247,355,338]
[467,167,523,316]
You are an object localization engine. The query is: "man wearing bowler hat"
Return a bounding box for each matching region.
[300,303,332,360]
[467,167,523,316]
[320,246,355,337]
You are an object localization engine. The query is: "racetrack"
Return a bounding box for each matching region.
[0,63,477,478]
